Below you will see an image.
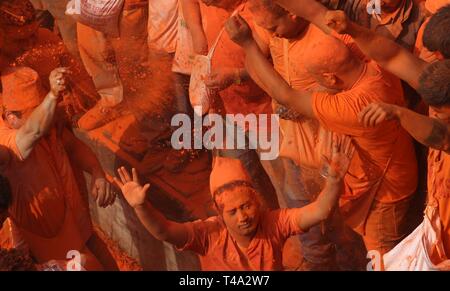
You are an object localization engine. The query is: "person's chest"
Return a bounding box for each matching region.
[204,228,284,271]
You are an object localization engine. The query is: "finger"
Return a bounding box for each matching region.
[348,144,356,160]
[343,137,353,156]
[368,111,383,127]
[117,167,127,183]
[121,167,132,182]
[113,177,124,189]
[109,192,117,206]
[105,183,114,206]
[141,183,150,195]
[97,182,106,207]
[373,112,387,126]
[358,105,373,123]
[132,168,140,184]
[91,185,98,202]
[362,108,378,127]
[324,132,333,160]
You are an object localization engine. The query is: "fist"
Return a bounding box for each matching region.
[325,10,350,34]
[49,67,70,98]
[225,14,254,48]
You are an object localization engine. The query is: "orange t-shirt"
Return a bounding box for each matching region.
[198,1,272,117]
[253,24,368,91]
[312,61,418,203]
[0,124,92,263]
[427,109,450,255]
[252,24,367,168]
[177,208,303,271]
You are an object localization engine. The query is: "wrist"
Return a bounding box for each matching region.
[133,202,147,211]
[241,38,257,51]
[47,91,59,101]
[326,176,344,186]
[393,105,403,119]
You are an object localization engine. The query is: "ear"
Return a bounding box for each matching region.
[4,111,16,124]
[322,72,338,86]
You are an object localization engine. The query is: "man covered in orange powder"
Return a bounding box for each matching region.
[114,137,353,271]
[225,9,418,255]
[0,66,115,270]
[181,0,278,209]
[305,5,450,257]
[0,0,100,128]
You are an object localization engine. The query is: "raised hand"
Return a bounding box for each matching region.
[321,135,354,183]
[49,67,70,98]
[113,167,150,209]
[324,10,351,35]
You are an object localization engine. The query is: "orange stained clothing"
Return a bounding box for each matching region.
[312,61,418,203]
[429,148,450,256]
[253,24,367,91]
[147,0,178,53]
[177,208,303,270]
[0,125,92,263]
[253,24,366,168]
[198,1,272,117]
[428,109,450,256]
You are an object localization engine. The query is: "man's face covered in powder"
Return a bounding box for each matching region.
[251,7,308,39]
[215,187,261,237]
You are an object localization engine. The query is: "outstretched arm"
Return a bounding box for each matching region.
[62,129,115,208]
[16,68,69,159]
[359,103,450,153]
[324,10,427,90]
[274,0,332,33]
[294,135,353,231]
[114,167,189,248]
[225,14,315,118]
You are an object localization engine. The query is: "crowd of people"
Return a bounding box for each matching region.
[0,0,448,271]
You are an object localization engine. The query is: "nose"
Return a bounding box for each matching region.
[237,210,249,223]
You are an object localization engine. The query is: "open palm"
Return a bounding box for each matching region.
[322,135,355,182]
[114,167,150,209]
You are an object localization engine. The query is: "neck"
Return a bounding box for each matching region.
[228,228,256,249]
[341,59,366,91]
